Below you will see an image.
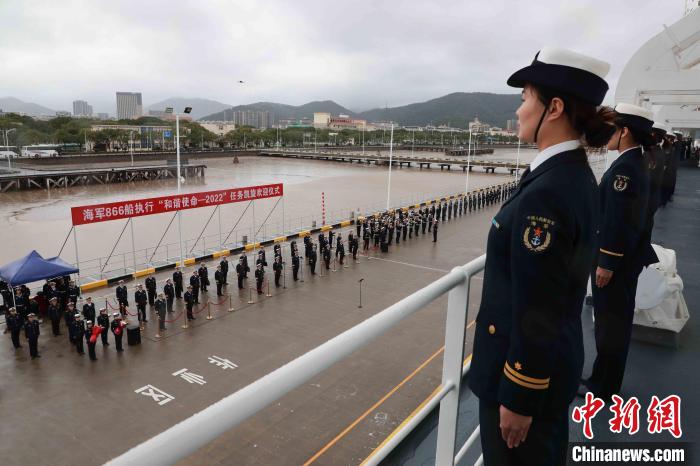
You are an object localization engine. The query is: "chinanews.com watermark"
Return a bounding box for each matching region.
[568,393,690,464]
[568,443,690,464]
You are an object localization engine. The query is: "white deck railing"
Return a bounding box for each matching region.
[106,254,487,466]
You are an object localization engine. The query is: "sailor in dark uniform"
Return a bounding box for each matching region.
[323,245,331,270]
[135,284,148,322]
[645,123,667,230]
[273,255,283,286]
[70,314,85,355]
[82,296,96,323]
[184,286,195,320]
[198,264,209,292]
[173,267,183,299]
[583,103,658,401]
[145,275,157,306]
[164,279,175,312]
[240,253,250,278]
[255,263,265,294]
[236,258,246,289]
[189,271,200,304]
[309,243,318,273]
[48,297,62,336]
[291,251,300,281]
[97,308,110,346]
[215,266,224,296]
[219,256,229,285]
[6,307,22,349]
[467,47,614,465]
[116,280,128,306]
[25,313,40,359]
[432,218,438,242]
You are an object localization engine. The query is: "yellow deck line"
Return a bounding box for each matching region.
[305,320,476,465]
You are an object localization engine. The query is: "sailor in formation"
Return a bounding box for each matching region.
[468,46,614,465]
[583,104,658,401]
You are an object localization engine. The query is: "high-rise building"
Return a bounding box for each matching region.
[218,109,271,128]
[73,100,93,117]
[116,92,143,120]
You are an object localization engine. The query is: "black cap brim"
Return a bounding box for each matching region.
[507,62,608,106]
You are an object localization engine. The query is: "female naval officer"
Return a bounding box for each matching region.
[583,104,657,401]
[467,47,615,465]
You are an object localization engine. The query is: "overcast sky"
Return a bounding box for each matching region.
[0,0,689,114]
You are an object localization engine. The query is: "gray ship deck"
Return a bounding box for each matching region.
[384,162,700,465]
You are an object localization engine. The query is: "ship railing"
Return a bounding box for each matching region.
[105,254,487,466]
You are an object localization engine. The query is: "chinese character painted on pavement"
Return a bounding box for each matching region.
[208,356,238,370]
[134,385,175,406]
[173,368,206,385]
[572,392,606,439]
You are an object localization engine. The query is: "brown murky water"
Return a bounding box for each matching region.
[0,150,536,278]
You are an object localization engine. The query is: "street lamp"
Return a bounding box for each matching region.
[2,128,17,169]
[164,105,192,269]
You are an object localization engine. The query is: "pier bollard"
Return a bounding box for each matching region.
[206,302,213,320]
[266,281,272,297]
[247,287,254,304]
[228,294,235,312]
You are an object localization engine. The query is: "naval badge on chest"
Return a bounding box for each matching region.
[613,174,630,192]
[522,216,555,253]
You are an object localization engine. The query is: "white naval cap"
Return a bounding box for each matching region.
[507,46,611,105]
[613,103,654,132]
[652,121,667,135]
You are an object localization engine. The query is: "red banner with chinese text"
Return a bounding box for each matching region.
[71,183,284,226]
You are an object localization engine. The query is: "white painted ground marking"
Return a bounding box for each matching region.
[208,355,238,370]
[173,368,207,385]
[134,385,175,406]
[365,256,449,273]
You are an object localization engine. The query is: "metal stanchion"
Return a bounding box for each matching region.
[358,278,364,308]
[206,302,213,320]
[332,256,337,272]
[182,304,189,329]
[283,262,287,289]
[228,294,235,312]
[247,287,254,304]
[266,281,272,297]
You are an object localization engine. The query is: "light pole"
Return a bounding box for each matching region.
[386,123,394,210]
[2,128,16,169]
[129,130,135,167]
[165,106,193,269]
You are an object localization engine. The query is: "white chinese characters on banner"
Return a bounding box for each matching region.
[134,385,175,406]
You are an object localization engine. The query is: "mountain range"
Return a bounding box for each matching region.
[147,97,231,120]
[1,92,521,128]
[0,97,56,116]
[200,92,520,128]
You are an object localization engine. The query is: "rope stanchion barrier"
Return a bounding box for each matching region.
[193,303,210,315]
[163,310,185,324]
[206,303,213,320]
[228,294,235,312]
[247,287,254,304]
[265,280,272,297]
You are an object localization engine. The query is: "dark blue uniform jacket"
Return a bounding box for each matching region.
[468,148,598,417]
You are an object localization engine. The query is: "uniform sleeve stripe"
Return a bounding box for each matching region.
[503,369,550,390]
[504,362,550,385]
[600,248,624,257]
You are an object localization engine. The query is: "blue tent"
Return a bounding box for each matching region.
[0,250,79,286]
